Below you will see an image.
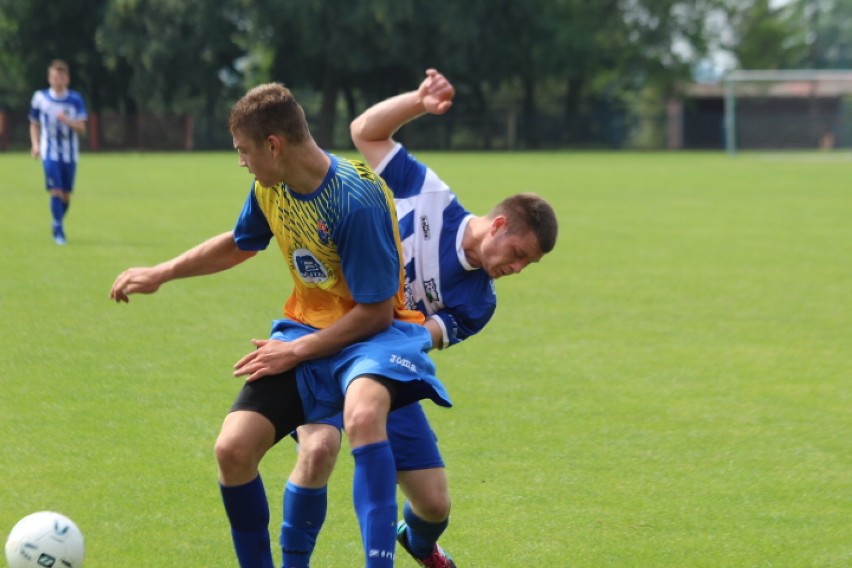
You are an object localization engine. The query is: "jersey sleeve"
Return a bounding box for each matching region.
[375,143,426,200]
[335,206,401,304]
[232,183,273,251]
[72,91,88,120]
[431,280,497,349]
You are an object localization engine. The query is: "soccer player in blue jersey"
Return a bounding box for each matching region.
[279,69,558,567]
[109,82,451,568]
[29,59,88,245]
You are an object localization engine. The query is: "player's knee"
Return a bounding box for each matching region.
[214,411,275,480]
[412,494,451,522]
[344,377,392,445]
[344,405,385,445]
[296,436,341,483]
[214,435,257,475]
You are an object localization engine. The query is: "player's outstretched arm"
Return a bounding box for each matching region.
[109,231,256,303]
[350,68,455,169]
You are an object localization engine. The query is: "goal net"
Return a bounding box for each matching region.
[723,69,852,153]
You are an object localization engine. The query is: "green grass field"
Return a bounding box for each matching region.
[1,150,850,567]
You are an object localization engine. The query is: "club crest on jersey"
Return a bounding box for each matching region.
[316,220,331,245]
[423,278,440,303]
[293,248,329,284]
[420,215,431,240]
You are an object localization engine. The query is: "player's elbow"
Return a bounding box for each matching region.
[349,117,367,150]
[235,249,258,266]
[365,300,395,332]
[374,308,394,331]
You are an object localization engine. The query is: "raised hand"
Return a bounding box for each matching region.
[419,69,455,115]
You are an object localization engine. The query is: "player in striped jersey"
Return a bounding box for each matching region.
[280,70,558,567]
[29,59,88,245]
[109,83,450,568]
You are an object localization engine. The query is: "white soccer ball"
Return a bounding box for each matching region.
[4,511,85,568]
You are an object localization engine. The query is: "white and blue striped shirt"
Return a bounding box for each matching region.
[376,143,497,349]
[29,88,87,163]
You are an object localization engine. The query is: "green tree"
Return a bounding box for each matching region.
[0,3,27,110]
[244,0,428,147]
[725,0,809,69]
[0,0,109,111]
[434,0,720,147]
[1,0,823,150]
[96,0,244,146]
[805,0,852,68]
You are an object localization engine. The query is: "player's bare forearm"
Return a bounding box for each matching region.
[351,91,424,144]
[109,231,255,303]
[57,114,86,136]
[70,119,86,136]
[233,298,395,381]
[29,123,40,158]
[350,69,454,168]
[349,91,421,168]
[295,298,394,357]
[423,318,444,350]
[155,231,255,280]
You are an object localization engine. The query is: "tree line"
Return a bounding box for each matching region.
[1,0,850,149]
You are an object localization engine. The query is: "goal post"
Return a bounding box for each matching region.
[723,69,852,154]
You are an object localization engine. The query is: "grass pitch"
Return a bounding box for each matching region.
[1,150,850,567]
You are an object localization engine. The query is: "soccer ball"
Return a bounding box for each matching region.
[4,511,85,568]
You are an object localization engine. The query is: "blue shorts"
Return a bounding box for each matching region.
[304,402,444,471]
[271,318,451,424]
[42,160,76,191]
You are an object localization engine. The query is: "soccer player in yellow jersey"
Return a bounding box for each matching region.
[110,83,450,568]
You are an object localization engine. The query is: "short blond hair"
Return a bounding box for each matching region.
[48,59,70,74]
[228,83,311,146]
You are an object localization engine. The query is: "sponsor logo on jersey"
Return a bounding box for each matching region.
[423,278,440,303]
[293,249,329,283]
[420,215,431,239]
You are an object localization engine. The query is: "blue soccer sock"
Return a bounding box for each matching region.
[280,481,328,568]
[352,441,397,567]
[50,195,64,224]
[402,500,449,558]
[220,475,274,568]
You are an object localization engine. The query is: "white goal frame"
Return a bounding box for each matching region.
[723,69,852,154]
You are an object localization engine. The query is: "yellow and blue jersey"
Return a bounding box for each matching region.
[233,153,423,329]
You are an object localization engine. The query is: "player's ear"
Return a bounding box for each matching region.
[490,215,508,235]
[267,134,284,156]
